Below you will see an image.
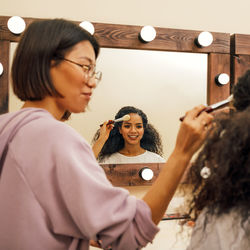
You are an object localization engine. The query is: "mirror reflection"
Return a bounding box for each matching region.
[9,44,207,159]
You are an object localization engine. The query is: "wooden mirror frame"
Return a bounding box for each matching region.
[0,16,233,186]
[231,33,250,86]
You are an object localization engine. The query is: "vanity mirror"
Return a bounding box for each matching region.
[0,16,233,185]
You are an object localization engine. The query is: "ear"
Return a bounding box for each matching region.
[50,59,57,67]
[51,57,63,67]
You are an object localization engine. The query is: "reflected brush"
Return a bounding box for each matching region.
[179,95,233,121]
[100,114,130,127]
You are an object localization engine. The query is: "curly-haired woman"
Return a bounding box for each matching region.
[186,109,250,250]
[92,106,165,163]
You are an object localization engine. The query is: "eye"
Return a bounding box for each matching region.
[82,65,91,73]
[136,125,143,129]
[123,124,130,128]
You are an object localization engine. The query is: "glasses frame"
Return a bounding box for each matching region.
[61,57,102,83]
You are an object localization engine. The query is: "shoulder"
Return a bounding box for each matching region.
[144,151,165,162]
[188,209,249,250]
[10,109,97,175]
[100,152,123,164]
[13,108,91,155]
[21,109,86,142]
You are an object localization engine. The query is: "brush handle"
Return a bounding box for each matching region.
[106,120,115,125]
[100,120,114,127]
[179,106,213,122]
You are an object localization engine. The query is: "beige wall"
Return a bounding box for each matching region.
[3,1,250,249]
[2,0,250,34]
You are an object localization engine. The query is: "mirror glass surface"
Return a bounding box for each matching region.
[9,44,207,158]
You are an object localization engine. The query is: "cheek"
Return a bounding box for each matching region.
[50,66,70,92]
[51,65,84,92]
[139,129,144,137]
[120,129,128,138]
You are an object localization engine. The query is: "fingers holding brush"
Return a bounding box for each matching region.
[92,121,114,159]
[99,120,114,141]
[175,105,214,157]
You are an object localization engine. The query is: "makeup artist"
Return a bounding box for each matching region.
[92,106,165,163]
[0,18,213,250]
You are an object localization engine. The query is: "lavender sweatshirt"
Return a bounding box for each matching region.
[0,108,159,250]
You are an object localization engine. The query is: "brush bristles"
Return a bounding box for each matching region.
[122,114,130,121]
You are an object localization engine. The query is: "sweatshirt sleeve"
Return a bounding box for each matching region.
[27,122,159,249]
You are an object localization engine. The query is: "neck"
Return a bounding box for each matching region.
[119,143,145,156]
[22,97,64,120]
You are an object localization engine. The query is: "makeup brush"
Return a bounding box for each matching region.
[180,94,233,121]
[100,114,130,127]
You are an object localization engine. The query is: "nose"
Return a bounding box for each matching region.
[86,76,97,88]
[130,125,137,132]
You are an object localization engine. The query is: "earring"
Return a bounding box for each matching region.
[219,129,226,138]
[200,166,211,179]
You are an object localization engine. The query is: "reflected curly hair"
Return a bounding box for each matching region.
[186,109,250,231]
[92,106,163,161]
[233,69,250,111]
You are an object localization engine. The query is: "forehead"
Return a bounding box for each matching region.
[123,113,143,124]
[66,40,96,63]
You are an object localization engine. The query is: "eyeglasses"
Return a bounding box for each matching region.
[61,58,102,84]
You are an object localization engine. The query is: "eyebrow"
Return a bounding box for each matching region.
[78,56,95,65]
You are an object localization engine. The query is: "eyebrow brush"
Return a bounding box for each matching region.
[179,95,233,121]
[100,114,130,127]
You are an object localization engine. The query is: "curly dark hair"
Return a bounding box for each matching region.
[232,69,250,111]
[92,106,163,161]
[186,109,250,232]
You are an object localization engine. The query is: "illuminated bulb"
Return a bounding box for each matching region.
[139,25,156,43]
[195,31,213,47]
[215,73,230,86]
[0,63,3,76]
[7,16,26,34]
[79,21,95,35]
[139,167,154,181]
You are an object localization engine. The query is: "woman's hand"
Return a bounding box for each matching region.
[174,104,214,158]
[99,121,114,141]
[92,121,114,159]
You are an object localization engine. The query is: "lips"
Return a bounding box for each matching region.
[81,92,92,98]
[82,92,92,97]
[128,135,138,139]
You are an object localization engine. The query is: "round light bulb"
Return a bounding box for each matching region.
[139,26,156,42]
[140,167,154,181]
[0,63,3,76]
[196,31,213,47]
[7,16,26,34]
[216,73,230,85]
[79,21,95,35]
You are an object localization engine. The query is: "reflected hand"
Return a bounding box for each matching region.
[92,121,114,159]
[99,120,114,141]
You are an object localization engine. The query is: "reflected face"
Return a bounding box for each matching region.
[50,40,96,114]
[119,113,144,145]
